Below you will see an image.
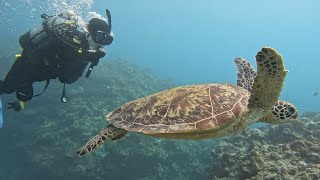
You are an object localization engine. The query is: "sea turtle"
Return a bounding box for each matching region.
[76,47,298,156]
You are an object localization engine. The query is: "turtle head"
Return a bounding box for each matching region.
[259,100,298,124]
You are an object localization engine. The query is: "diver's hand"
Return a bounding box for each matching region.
[7,101,24,112]
[96,48,106,59]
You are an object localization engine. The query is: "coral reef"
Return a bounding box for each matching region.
[210,112,320,180]
[0,59,213,180]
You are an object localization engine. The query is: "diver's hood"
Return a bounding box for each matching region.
[88,18,111,34]
[87,9,113,46]
[88,18,113,45]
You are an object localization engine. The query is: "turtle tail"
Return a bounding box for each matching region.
[76,124,128,157]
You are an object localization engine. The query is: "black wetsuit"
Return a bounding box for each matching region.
[0,20,105,102]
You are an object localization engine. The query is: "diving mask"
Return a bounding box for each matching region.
[92,30,113,46]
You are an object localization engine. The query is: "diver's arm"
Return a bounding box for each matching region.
[58,60,89,84]
[5,83,33,112]
[59,48,106,83]
[94,48,106,60]
[6,82,33,112]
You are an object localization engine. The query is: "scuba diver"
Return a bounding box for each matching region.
[0,9,113,113]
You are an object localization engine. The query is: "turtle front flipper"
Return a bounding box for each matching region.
[76,124,128,156]
[234,57,257,92]
[249,47,287,110]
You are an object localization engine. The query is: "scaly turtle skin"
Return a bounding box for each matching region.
[76,47,298,156]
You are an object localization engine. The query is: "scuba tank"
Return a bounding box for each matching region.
[19,24,50,51]
[19,20,54,64]
[18,11,93,64]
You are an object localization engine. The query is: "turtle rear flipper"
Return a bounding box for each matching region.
[76,124,127,156]
[271,100,298,120]
[259,100,298,124]
[248,47,287,110]
[234,57,256,92]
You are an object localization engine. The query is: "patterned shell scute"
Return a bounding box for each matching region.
[107,84,250,134]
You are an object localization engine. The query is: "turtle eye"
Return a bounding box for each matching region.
[289,107,295,114]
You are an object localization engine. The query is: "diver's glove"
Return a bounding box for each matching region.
[95,48,106,59]
[7,101,24,112]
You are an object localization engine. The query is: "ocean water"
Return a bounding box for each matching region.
[103,0,320,113]
[0,0,319,179]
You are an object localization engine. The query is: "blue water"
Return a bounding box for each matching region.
[1,0,319,112]
[0,0,319,179]
[102,0,320,113]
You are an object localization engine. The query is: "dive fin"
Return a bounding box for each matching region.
[0,97,3,128]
